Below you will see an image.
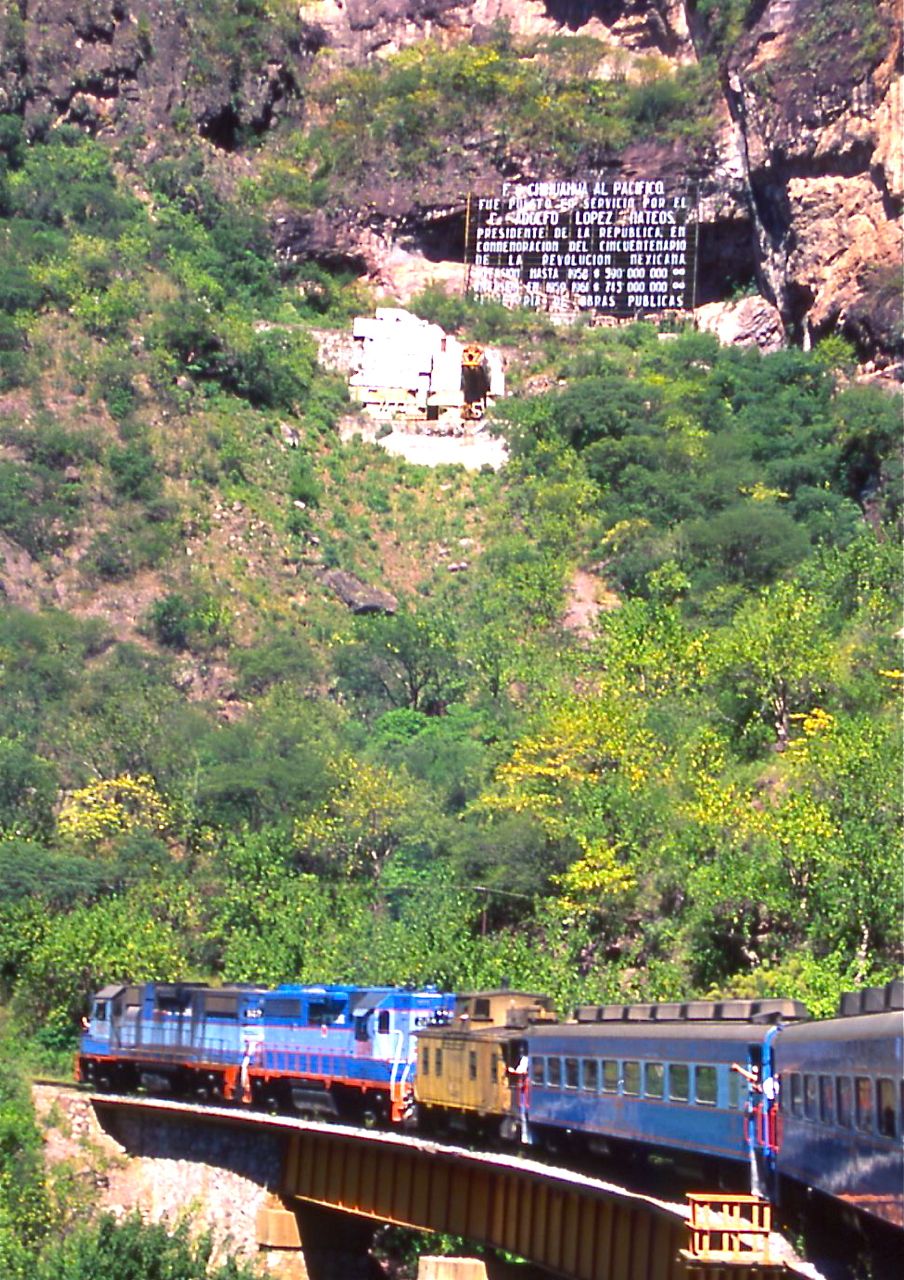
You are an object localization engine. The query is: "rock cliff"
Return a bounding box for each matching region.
[0,1,899,357]
[725,0,902,354]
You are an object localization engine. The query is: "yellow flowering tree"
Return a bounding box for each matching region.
[58,774,171,854]
[293,758,421,879]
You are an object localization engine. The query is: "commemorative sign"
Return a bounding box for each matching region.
[466,179,697,315]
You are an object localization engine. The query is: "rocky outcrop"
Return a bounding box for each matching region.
[724,0,902,355]
[297,0,695,60]
[322,569,398,613]
[695,295,785,351]
[0,1,318,145]
[0,2,899,356]
[32,1084,283,1271]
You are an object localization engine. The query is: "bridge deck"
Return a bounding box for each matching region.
[90,1095,800,1280]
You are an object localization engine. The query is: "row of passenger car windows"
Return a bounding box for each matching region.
[786,1072,899,1137]
[530,1056,739,1107]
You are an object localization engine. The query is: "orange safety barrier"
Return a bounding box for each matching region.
[685,1193,773,1264]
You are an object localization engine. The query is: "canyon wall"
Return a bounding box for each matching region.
[0,1,899,356]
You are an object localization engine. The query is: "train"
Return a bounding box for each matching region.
[77,977,903,1233]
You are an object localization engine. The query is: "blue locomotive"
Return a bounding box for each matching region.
[78,980,452,1124]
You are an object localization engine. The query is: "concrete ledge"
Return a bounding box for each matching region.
[418,1258,488,1280]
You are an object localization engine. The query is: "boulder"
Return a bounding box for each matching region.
[695,296,785,351]
[322,569,398,614]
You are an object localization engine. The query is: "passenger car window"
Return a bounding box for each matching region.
[855,1077,872,1132]
[645,1063,664,1098]
[836,1076,852,1127]
[695,1066,717,1106]
[877,1078,896,1137]
[565,1058,579,1088]
[531,1057,545,1086]
[669,1064,689,1102]
[434,1048,443,1078]
[582,1059,599,1092]
[819,1075,834,1124]
[602,1060,618,1093]
[469,1051,477,1082]
[547,1058,562,1088]
[623,1062,640,1095]
[728,1071,740,1109]
[421,1046,430,1076]
[804,1074,818,1120]
[789,1073,803,1116]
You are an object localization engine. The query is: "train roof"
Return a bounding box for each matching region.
[573,998,807,1024]
[777,1008,904,1045]
[527,1021,772,1046]
[416,1024,527,1045]
[837,978,903,1017]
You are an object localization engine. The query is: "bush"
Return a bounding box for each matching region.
[84,532,134,581]
[7,131,138,232]
[288,454,322,507]
[108,442,161,501]
[147,590,230,651]
[0,460,82,557]
[0,315,26,389]
[35,1213,260,1280]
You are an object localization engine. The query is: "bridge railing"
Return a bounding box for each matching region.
[685,1193,773,1264]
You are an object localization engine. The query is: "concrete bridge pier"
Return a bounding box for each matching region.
[257,1197,378,1280]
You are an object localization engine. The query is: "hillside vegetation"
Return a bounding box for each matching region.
[0,5,900,1267]
[0,118,899,1058]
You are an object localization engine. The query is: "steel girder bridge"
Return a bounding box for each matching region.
[92,1095,786,1280]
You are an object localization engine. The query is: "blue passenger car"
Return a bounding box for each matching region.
[523,999,805,1191]
[774,980,903,1229]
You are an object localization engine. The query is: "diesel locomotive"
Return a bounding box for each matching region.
[77,980,452,1124]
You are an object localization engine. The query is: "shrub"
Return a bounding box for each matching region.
[84,532,134,581]
[107,442,161,501]
[35,1212,260,1280]
[146,590,230,651]
[288,454,322,507]
[0,315,26,389]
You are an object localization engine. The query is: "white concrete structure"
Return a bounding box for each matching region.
[349,308,504,429]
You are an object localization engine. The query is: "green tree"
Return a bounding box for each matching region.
[12,895,190,1034]
[713,580,835,749]
[0,1021,50,1276]
[0,738,57,838]
[334,607,463,715]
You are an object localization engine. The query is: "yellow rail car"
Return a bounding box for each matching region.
[415,990,555,1142]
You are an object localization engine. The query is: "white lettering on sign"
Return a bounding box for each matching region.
[469,177,697,315]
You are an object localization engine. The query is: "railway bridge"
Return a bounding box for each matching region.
[93,1095,790,1280]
